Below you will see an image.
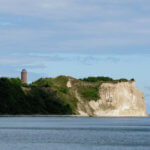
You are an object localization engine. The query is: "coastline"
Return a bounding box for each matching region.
[0,115,149,118]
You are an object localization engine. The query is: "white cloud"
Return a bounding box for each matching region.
[0,0,150,55]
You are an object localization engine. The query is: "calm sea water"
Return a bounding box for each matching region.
[0,117,150,150]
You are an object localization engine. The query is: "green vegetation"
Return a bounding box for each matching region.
[80,76,134,83]
[0,75,134,115]
[80,76,114,82]
[31,76,78,112]
[31,76,68,87]
[31,78,53,87]
[0,77,73,115]
[78,85,100,101]
[130,78,135,81]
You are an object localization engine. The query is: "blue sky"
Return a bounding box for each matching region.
[0,0,150,113]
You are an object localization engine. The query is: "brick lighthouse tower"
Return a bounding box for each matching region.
[21,69,27,83]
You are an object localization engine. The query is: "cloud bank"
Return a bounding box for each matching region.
[0,0,150,55]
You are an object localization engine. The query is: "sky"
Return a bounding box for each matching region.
[0,0,150,114]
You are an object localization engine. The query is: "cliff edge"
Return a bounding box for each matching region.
[65,78,147,117]
[0,76,147,116]
[76,81,146,116]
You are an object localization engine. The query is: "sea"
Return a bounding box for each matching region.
[0,117,150,150]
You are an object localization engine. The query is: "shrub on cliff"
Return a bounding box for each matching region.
[0,77,73,115]
[78,85,100,101]
[80,76,114,82]
[80,76,132,83]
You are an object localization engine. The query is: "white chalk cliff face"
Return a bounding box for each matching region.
[74,81,147,117]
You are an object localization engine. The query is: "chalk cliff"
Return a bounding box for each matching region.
[1,76,146,116]
[67,79,147,117]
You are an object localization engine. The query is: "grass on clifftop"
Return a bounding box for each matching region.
[30,76,78,113]
[31,76,68,87]
[80,76,135,83]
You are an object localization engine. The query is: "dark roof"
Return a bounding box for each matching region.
[22,69,27,72]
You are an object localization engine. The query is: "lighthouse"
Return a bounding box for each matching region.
[21,69,27,83]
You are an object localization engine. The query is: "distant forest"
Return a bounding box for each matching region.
[0,78,72,115]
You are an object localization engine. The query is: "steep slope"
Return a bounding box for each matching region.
[0,76,146,116]
[88,82,146,116]
[66,78,147,116]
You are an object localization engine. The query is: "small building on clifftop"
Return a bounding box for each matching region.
[21,69,27,83]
